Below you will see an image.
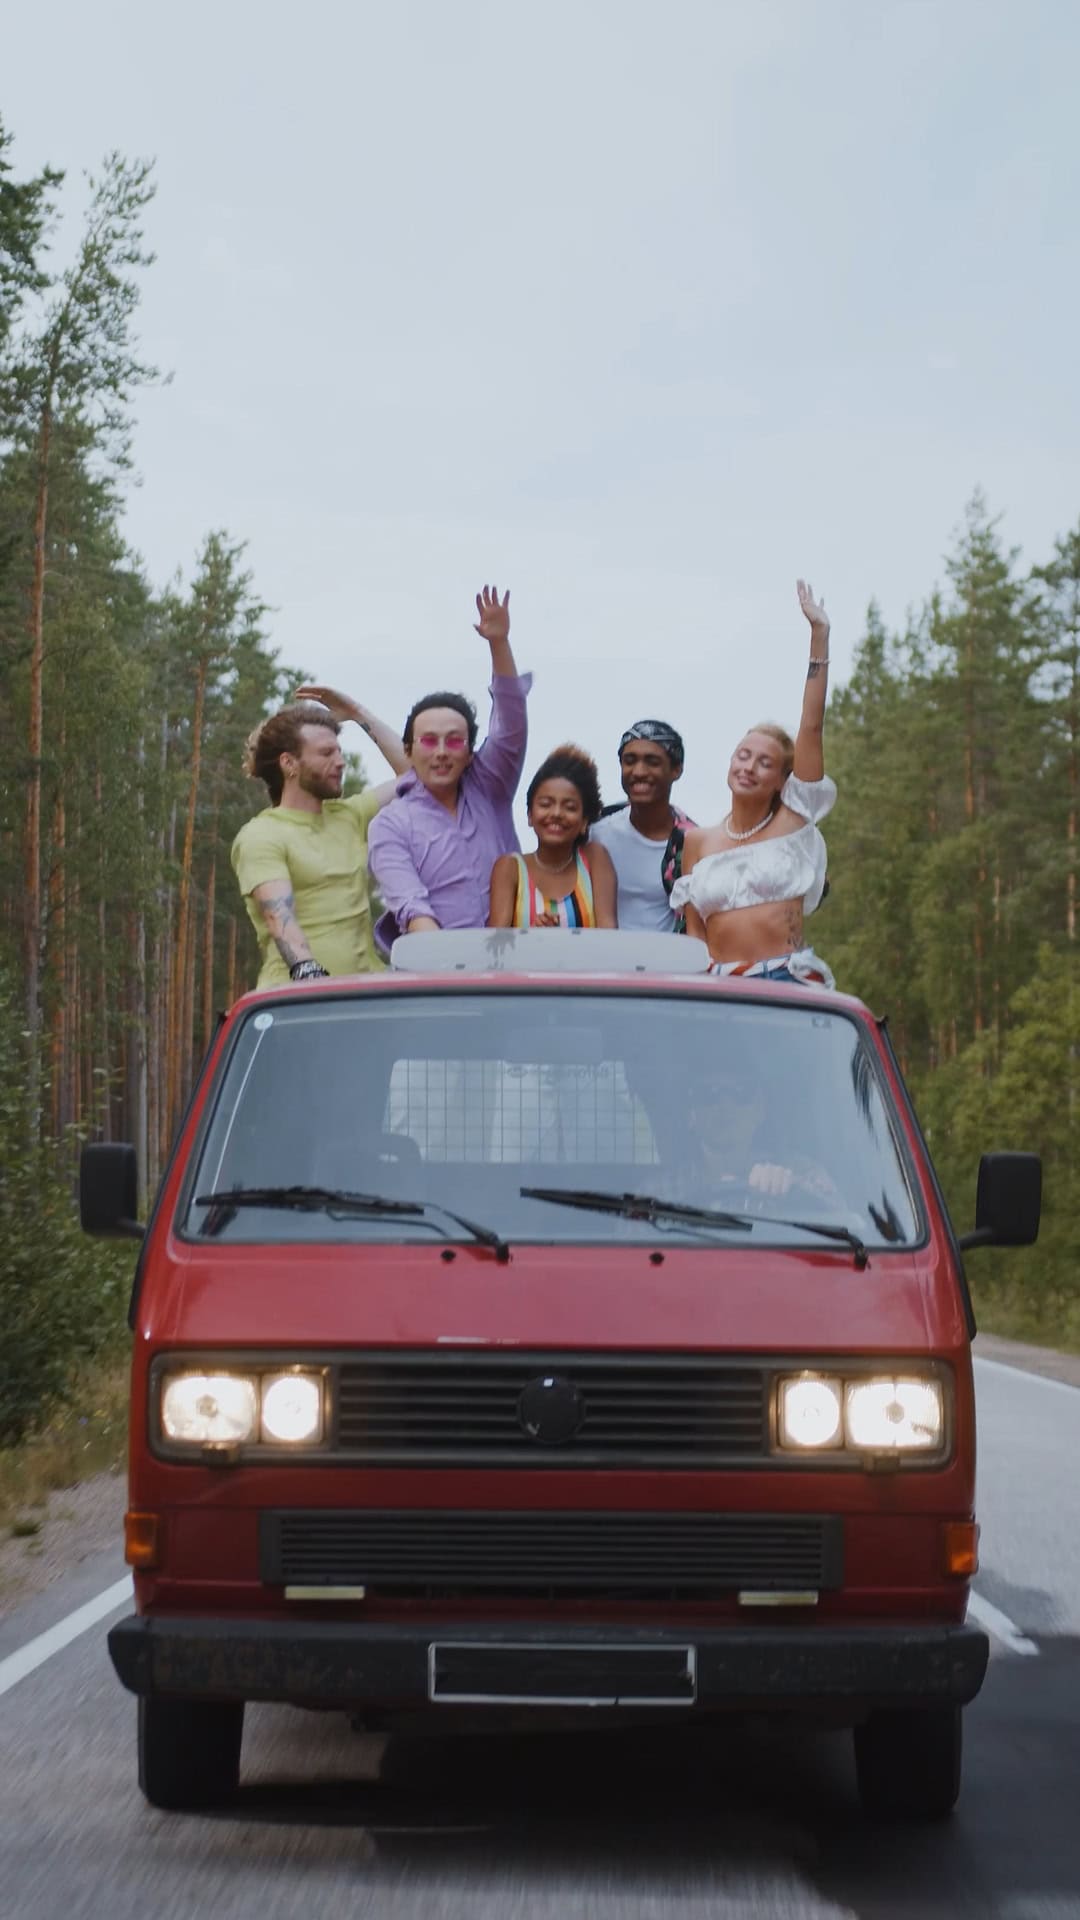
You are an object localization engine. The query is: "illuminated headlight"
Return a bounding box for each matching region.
[161,1372,258,1445]
[845,1378,943,1452]
[260,1372,323,1445]
[159,1368,325,1448]
[779,1377,843,1450]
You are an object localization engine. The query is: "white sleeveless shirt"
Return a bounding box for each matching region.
[670,775,836,919]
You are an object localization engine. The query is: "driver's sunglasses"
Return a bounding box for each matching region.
[417,731,468,752]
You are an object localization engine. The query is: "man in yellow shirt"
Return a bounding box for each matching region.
[231,692,407,987]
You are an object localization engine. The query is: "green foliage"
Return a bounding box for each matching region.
[0,974,133,1446]
[825,501,1080,1345]
[0,115,62,351]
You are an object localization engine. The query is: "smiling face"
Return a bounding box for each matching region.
[618,740,679,808]
[407,706,474,800]
[528,776,586,854]
[727,730,787,810]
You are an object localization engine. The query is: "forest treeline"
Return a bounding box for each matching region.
[0,125,304,1439]
[1,121,1077,1439]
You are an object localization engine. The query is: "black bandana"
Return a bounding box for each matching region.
[617,719,685,766]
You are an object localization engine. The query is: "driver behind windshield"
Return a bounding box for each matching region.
[676,1064,838,1207]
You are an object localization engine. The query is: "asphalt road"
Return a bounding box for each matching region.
[1,1352,1078,1920]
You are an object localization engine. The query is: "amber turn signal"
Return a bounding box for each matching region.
[124,1510,161,1569]
[942,1520,979,1578]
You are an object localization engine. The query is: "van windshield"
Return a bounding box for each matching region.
[184,992,921,1251]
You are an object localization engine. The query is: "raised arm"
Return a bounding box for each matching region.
[469,584,531,802]
[792,580,830,782]
[250,881,326,977]
[291,685,409,777]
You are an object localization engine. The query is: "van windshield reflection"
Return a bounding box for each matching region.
[185,994,920,1253]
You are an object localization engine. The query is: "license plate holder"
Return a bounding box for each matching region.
[428,1640,697,1706]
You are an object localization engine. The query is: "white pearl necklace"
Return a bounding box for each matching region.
[533,849,575,875]
[723,807,774,843]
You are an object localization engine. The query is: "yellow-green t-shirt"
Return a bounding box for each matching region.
[231,790,383,987]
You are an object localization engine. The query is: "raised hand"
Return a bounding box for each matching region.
[796,579,829,636]
[474,584,511,647]
[291,683,360,723]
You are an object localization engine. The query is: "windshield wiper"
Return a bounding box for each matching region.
[195,1184,423,1229]
[519,1186,870,1267]
[745,1213,871,1270]
[519,1186,752,1235]
[193,1184,510,1260]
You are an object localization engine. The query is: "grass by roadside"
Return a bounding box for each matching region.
[0,1352,128,1540]
[972,1283,1080,1356]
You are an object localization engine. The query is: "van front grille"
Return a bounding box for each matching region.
[262,1509,842,1599]
[334,1351,767,1468]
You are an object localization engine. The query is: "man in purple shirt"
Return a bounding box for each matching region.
[368,585,532,950]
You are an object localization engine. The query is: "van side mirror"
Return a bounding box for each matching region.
[957,1151,1041,1252]
[80,1143,145,1239]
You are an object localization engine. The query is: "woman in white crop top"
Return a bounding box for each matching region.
[671,580,836,985]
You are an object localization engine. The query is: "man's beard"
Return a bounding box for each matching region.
[299,767,341,800]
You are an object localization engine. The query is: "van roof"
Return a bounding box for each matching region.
[228,930,869,1019]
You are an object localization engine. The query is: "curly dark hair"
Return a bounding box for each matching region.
[526,745,603,834]
[403,690,479,751]
[242,703,342,804]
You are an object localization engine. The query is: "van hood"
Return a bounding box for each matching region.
[146,1237,964,1354]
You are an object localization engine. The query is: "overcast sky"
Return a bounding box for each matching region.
[6,0,1079,822]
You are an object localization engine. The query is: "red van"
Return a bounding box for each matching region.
[82,930,1040,1818]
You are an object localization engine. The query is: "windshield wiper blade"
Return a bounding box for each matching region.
[194,1184,425,1236]
[196,1184,423,1217]
[747,1214,871,1269]
[519,1186,752,1234]
[194,1185,511,1260]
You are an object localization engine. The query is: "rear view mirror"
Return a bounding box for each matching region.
[80,1142,145,1239]
[958,1152,1041,1252]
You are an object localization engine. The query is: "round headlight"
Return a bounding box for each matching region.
[779,1377,843,1449]
[261,1372,323,1444]
[845,1378,943,1451]
[161,1372,258,1444]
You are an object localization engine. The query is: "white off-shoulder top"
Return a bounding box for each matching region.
[670,774,836,919]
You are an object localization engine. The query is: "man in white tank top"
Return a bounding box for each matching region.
[588,720,694,933]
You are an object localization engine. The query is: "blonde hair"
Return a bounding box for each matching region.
[747,722,795,786]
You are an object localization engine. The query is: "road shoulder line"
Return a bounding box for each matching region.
[974,1355,1078,1398]
[968,1590,1039,1658]
[0,1574,132,1697]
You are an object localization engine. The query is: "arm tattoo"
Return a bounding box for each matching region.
[256,889,311,968]
[806,660,827,679]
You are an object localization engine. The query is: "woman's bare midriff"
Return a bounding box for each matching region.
[701,898,804,965]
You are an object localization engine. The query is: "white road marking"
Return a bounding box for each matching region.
[0,1575,132,1698]
[974,1355,1078,1397]
[968,1589,1039,1658]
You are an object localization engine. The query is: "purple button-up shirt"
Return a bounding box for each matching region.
[368,672,532,945]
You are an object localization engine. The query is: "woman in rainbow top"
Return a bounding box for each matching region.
[488,746,618,929]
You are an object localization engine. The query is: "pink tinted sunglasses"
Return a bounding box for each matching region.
[417,731,468,752]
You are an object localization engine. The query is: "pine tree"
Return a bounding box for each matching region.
[0,152,158,1121]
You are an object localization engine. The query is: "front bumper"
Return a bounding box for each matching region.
[108,1615,988,1713]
